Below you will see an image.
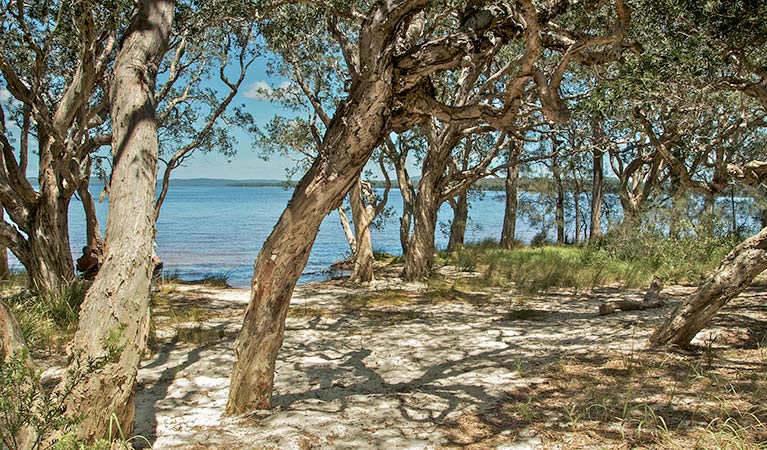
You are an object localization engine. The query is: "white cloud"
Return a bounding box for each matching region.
[0,88,11,103]
[243,80,275,100]
[243,80,296,101]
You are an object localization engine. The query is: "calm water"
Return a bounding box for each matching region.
[11,184,537,288]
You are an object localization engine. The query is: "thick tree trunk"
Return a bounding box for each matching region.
[447,193,468,251]
[26,192,75,292]
[0,301,38,449]
[648,226,767,348]
[500,143,520,249]
[226,0,412,408]
[60,1,173,442]
[403,170,440,281]
[350,178,375,283]
[589,149,604,241]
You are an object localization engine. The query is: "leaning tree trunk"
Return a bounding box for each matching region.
[225,6,409,408]
[500,143,520,249]
[447,193,468,252]
[350,177,375,283]
[0,301,38,449]
[59,0,173,442]
[648,225,767,348]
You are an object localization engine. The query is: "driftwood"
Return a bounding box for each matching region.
[599,277,665,315]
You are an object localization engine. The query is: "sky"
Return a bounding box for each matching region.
[2,55,328,181]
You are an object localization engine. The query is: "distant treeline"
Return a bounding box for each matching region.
[49,176,750,197]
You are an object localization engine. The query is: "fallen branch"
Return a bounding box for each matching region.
[599,277,664,315]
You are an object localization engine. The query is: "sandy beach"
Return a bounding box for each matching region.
[128,268,767,449]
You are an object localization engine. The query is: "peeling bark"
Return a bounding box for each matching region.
[226,0,424,413]
[447,193,468,252]
[61,0,173,441]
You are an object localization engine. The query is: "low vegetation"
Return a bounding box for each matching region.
[440,229,737,295]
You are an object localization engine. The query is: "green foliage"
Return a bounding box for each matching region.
[0,349,109,450]
[591,221,738,284]
[102,324,127,363]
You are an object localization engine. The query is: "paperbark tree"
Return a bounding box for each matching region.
[153,6,259,219]
[447,192,468,251]
[228,0,430,414]
[229,0,607,413]
[60,0,173,441]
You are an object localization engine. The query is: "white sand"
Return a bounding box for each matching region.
[133,275,693,449]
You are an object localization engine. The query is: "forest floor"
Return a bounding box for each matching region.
[121,266,767,449]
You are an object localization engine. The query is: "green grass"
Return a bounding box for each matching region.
[438,231,737,295]
[4,281,90,352]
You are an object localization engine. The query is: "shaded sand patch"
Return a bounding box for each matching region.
[132,275,767,449]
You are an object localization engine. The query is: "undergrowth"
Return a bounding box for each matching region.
[3,281,90,353]
[440,228,737,295]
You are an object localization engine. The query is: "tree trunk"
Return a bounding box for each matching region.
[60,0,173,442]
[0,205,8,280]
[78,169,104,251]
[572,187,580,245]
[350,178,374,283]
[226,0,412,408]
[25,191,76,292]
[0,301,38,449]
[501,142,520,249]
[403,169,440,281]
[553,163,565,245]
[447,193,468,251]
[395,162,415,257]
[648,226,767,348]
[589,149,604,241]
[337,205,357,254]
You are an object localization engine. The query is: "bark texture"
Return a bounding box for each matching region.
[77,163,104,251]
[648,226,767,348]
[226,1,423,413]
[447,193,468,252]
[589,149,604,241]
[402,147,444,281]
[501,142,520,249]
[61,0,173,441]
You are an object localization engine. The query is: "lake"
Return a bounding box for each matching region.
[9,184,539,288]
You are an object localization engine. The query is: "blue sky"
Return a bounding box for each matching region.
[1,55,310,181]
[2,52,423,182]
